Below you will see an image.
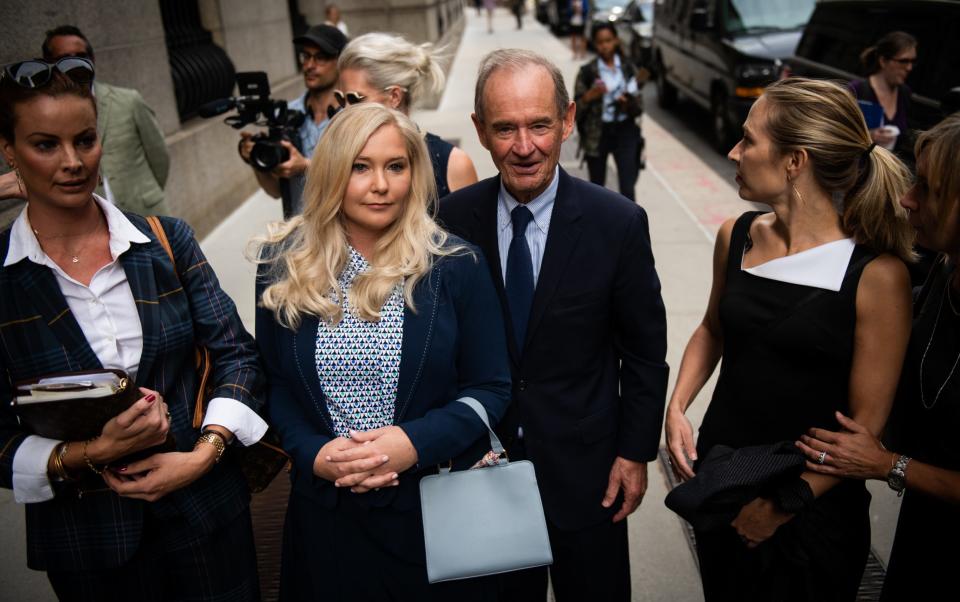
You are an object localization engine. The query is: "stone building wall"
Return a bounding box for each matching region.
[0,0,463,236]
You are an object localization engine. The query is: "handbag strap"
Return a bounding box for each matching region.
[456,397,505,455]
[145,216,211,429]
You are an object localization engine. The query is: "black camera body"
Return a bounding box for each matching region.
[200,71,306,172]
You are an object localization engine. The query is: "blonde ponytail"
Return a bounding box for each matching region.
[764,78,915,262]
[339,33,448,110]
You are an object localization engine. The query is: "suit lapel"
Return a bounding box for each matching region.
[292,314,336,433]
[525,169,583,347]
[95,82,112,146]
[13,261,101,370]
[120,245,161,386]
[395,264,441,421]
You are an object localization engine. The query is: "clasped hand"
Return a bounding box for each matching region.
[731,497,794,548]
[314,426,418,493]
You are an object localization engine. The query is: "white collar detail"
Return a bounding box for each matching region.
[5,194,150,267]
[742,238,856,292]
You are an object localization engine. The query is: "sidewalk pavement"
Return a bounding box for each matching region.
[0,8,899,601]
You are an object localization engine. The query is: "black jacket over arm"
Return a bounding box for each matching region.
[438,169,668,529]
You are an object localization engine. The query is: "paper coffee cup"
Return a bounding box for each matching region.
[878,125,900,151]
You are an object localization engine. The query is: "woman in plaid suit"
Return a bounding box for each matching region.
[0,61,264,600]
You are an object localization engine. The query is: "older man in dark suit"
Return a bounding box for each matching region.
[437,49,669,601]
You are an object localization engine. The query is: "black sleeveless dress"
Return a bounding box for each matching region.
[695,212,876,602]
[425,132,453,200]
[880,257,960,601]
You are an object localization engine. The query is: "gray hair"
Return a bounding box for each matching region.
[474,49,569,122]
[338,33,447,110]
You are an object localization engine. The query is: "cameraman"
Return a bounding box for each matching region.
[238,25,347,216]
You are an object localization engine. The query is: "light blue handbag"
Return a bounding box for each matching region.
[419,398,553,583]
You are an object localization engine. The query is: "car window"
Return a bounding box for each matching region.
[723,0,814,34]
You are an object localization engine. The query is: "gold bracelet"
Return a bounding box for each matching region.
[194,431,226,464]
[50,442,68,481]
[82,438,105,475]
[58,441,72,480]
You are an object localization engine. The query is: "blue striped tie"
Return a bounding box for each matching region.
[505,205,535,349]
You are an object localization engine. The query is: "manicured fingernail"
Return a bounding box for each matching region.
[381,455,389,463]
[334,482,340,487]
[145,394,156,402]
[392,480,399,487]
[391,473,398,479]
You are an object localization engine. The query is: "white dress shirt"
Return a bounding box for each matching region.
[5,195,267,503]
[496,166,560,286]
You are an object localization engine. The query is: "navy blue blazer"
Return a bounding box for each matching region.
[438,169,669,530]
[255,239,512,510]
[0,215,264,571]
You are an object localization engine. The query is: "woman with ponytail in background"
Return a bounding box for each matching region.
[665,78,915,601]
[336,33,478,203]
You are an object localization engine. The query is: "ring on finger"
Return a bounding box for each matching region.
[817,451,827,465]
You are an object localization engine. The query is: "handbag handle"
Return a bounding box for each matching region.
[145,216,211,429]
[440,398,505,474]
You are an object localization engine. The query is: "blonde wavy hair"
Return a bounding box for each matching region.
[763,78,915,262]
[253,104,461,329]
[338,33,447,111]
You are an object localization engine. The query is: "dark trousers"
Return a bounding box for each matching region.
[585,121,642,202]
[280,490,497,602]
[47,506,260,602]
[498,516,631,602]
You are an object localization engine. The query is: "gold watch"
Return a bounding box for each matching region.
[195,431,226,463]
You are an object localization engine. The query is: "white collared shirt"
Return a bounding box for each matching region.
[496,167,559,286]
[7,196,267,503]
[597,55,639,123]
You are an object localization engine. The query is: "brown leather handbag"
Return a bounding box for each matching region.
[147,216,289,493]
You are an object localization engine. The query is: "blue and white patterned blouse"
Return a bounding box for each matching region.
[315,247,404,437]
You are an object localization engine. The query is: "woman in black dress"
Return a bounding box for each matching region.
[665,78,915,601]
[798,114,960,601]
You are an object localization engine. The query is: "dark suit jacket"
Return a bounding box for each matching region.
[0,215,263,571]
[255,240,512,517]
[438,169,669,530]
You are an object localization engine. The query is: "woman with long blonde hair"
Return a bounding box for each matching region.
[664,78,914,601]
[253,103,510,601]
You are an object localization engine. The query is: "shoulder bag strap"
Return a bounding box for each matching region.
[145,216,211,429]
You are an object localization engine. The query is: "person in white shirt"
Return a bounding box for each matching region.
[0,58,265,600]
[324,4,350,37]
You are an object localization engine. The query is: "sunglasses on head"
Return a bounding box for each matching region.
[1,57,95,89]
[333,89,366,108]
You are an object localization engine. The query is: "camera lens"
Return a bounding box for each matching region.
[250,140,290,172]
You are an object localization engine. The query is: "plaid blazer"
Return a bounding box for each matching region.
[0,214,264,571]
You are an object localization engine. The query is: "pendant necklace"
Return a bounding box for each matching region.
[33,216,104,264]
[919,281,960,410]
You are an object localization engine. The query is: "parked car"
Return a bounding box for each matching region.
[652,0,816,152]
[585,0,656,69]
[785,0,960,137]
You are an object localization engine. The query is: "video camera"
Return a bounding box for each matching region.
[200,72,305,172]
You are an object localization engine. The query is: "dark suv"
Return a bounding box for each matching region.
[786,0,960,135]
[652,0,816,151]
